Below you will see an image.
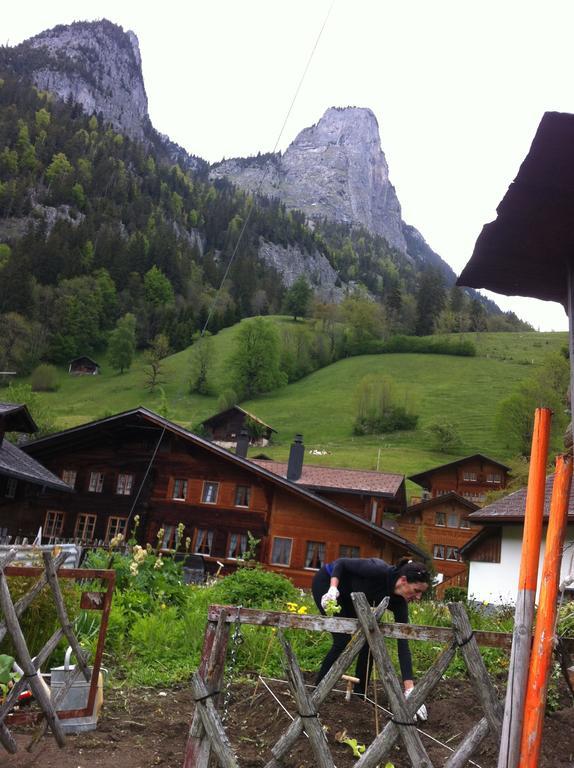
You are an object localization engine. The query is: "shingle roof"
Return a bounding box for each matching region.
[0,439,73,491]
[201,406,276,433]
[0,403,38,434]
[404,491,479,515]
[23,407,423,557]
[251,460,405,496]
[469,474,574,522]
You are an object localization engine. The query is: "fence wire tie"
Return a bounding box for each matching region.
[456,631,475,648]
[194,689,221,704]
[298,712,319,719]
[390,717,418,727]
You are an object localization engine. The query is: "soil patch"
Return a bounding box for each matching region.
[2,677,573,768]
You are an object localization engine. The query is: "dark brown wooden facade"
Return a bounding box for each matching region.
[409,454,510,506]
[68,357,100,376]
[7,409,424,588]
[201,406,276,445]
[397,492,480,580]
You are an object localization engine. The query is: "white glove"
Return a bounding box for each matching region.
[405,686,428,721]
[320,585,339,610]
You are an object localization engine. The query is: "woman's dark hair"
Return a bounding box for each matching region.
[396,558,431,584]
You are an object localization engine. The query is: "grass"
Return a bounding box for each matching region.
[11,322,569,481]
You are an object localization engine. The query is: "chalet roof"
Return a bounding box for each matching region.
[201,406,276,433]
[0,438,73,491]
[69,356,100,366]
[468,474,574,522]
[251,460,405,497]
[403,491,479,515]
[456,111,574,306]
[22,407,424,558]
[460,526,502,558]
[408,454,511,488]
[0,403,38,434]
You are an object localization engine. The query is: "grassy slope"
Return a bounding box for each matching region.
[22,322,568,484]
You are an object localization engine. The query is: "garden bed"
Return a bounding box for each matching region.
[3,676,573,768]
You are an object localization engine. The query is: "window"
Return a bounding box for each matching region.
[5,478,17,499]
[487,472,501,484]
[172,478,188,500]
[435,512,446,527]
[447,512,459,528]
[88,472,104,493]
[446,546,460,561]
[161,524,178,549]
[75,514,96,542]
[234,485,250,507]
[305,541,326,570]
[44,510,65,539]
[194,529,214,555]
[227,533,248,559]
[202,482,219,504]
[116,473,134,496]
[106,517,127,543]
[460,518,471,529]
[271,537,292,566]
[433,544,445,559]
[463,471,477,482]
[61,469,77,488]
[339,545,360,559]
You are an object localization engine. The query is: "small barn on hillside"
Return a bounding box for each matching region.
[201,406,276,447]
[462,476,574,604]
[68,357,100,376]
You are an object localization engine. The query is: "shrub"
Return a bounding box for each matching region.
[31,363,60,392]
[210,565,299,608]
[426,419,463,453]
[444,586,468,603]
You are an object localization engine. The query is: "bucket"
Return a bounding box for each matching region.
[50,647,103,734]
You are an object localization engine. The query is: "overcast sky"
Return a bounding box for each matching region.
[5,1,572,331]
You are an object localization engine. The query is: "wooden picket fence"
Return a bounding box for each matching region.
[0,548,114,754]
[184,595,525,768]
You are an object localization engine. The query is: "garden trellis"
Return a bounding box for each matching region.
[184,597,571,768]
[0,548,114,754]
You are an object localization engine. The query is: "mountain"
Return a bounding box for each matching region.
[210,106,457,282]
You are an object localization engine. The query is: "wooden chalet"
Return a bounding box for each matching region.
[200,406,276,446]
[9,408,425,588]
[409,454,510,506]
[68,356,100,375]
[253,440,407,526]
[0,403,73,537]
[462,475,574,604]
[397,492,480,592]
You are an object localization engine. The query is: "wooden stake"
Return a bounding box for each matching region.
[519,453,572,768]
[497,407,551,768]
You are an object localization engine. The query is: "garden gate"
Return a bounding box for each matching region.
[185,595,518,768]
[0,547,114,754]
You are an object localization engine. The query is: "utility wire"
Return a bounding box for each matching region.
[200,0,336,336]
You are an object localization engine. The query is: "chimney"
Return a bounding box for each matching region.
[287,434,304,481]
[235,429,250,458]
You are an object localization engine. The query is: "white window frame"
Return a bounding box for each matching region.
[44,510,65,538]
[75,513,97,542]
[61,469,77,488]
[234,485,251,508]
[116,473,134,496]
[446,546,460,561]
[487,472,501,484]
[460,518,471,529]
[433,544,445,559]
[435,511,446,527]
[202,481,219,504]
[463,471,477,482]
[106,516,127,543]
[271,536,292,566]
[88,471,104,493]
[304,541,326,570]
[447,512,459,528]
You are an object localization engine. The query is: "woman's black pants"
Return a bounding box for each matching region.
[311,568,371,695]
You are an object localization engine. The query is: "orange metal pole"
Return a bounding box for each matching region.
[498,406,552,768]
[518,453,572,768]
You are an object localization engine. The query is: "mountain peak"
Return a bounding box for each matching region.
[19,19,148,141]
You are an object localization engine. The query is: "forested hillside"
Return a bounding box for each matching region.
[0,66,530,378]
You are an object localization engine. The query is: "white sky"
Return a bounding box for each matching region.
[4,1,572,331]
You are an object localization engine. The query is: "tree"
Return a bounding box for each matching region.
[341,295,386,344]
[108,313,136,374]
[143,334,170,392]
[353,374,418,434]
[426,420,463,453]
[144,265,174,307]
[230,318,287,398]
[415,269,446,336]
[188,334,214,395]
[284,276,312,321]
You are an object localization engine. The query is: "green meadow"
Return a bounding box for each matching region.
[16,320,568,485]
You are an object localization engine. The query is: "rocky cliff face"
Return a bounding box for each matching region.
[211,107,457,282]
[20,20,149,142]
